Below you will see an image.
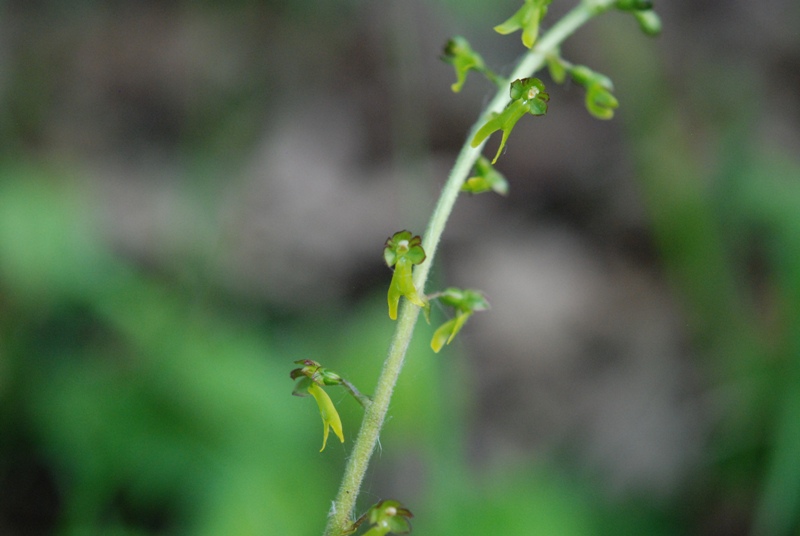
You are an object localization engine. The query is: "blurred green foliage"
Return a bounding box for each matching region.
[0,166,335,534]
[0,165,602,535]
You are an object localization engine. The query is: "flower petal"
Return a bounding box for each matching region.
[388,258,428,319]
[308,382,344,451]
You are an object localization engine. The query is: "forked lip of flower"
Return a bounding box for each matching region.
[308,382,344,451]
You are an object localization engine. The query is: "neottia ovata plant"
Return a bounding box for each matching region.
[289,1,662,534]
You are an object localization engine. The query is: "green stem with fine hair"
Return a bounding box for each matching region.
[322,2,614,535]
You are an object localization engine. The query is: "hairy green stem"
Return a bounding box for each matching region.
[341,379,372,409]
[323,2,612,534]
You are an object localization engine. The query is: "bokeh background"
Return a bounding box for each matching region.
[1,0,799,534]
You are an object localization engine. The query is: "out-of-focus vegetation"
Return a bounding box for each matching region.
[1,1,800,535]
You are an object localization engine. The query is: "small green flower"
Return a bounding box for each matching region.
[292,360,367,451]
[494,0,552,49]
[471,77,549,164]
[362,500,414,536]
[462,156,509,195]
[441,36,500,93]
[384,231,429,320]
[429,288,489,353]
[585,84,619,119]
[570,66,618,120]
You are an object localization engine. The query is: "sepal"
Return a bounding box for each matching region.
[291,359,371,408]
[291,359,342,387]
[441,36,500,93]
[292,376,313,397]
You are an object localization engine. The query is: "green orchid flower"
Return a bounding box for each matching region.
[441,36,500,93]
[471,77,549,164]
[362,500,414,536]
[585,83,619,119]
[384,231,429,320]
[462,156,509,195]
[292,358,371,408]
[292,359,375,451]
[570,66,618,120]
[429,288,489,353]
[493,0,552,48]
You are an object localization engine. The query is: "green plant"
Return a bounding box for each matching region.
[291,1,661,534]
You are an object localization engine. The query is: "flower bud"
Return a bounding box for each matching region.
[635,10,662,36]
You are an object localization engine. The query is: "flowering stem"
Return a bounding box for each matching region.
[414,0,610,288]
[322,2,613,534]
